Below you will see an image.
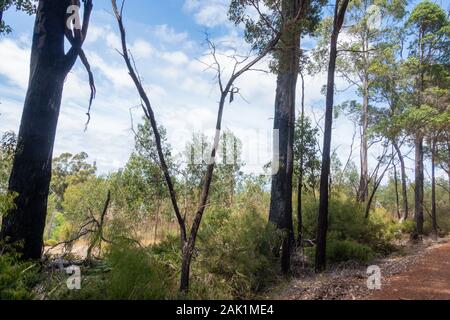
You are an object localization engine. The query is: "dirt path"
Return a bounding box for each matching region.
[276,238,450,300]
[368,242,450,300]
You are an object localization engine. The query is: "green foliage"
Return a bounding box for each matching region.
[302,195,399,265]
[102,243,176,300]
[293,116,320,192]
[325,238,374,264]
[0,0,35,34]
[50,152,97,211]
[196,206,281,299]
[0,252,38,300]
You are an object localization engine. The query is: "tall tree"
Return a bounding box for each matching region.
[293,114,320,245]
[0,0,94,260]
[230,0,323,274]
[315,0,349,273]
[406,0,449,236]
[112,0,297,292]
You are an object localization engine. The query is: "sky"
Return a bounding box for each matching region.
[0,0,442,179]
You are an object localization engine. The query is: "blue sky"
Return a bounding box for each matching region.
[0,0,444,178]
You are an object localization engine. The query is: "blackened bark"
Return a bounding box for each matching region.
[1,0,92,260]
[315,0,349,273]
[393,141,409,220]
[414,135,424,236]
[0,0,76,260]
[268,0,301,275]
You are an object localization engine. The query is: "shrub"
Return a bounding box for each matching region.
[103,243,176,299]
[326,238,374,263]
[301,194,399,265]
[195,205,281,299]
[59,242,176,300]
[0,252,38,300]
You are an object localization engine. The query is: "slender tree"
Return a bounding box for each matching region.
[315,0,349,273]
[112,0,300,292]
[0,0,94,260]
[406,0,449,236]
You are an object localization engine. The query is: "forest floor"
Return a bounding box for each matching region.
[274,237,450,300]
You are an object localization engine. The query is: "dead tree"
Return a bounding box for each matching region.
[112,0,300,293]
[1,0,95,260]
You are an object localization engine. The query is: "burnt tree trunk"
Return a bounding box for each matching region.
[268,0,301,275]
[0,0,92,260]
[315,0,349,273]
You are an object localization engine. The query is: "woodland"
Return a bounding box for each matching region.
[0,0,449,300]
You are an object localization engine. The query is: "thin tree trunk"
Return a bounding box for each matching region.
[297,71,305,247]
[154,203,160,244]
[358,75,369,202]
[0,0,92,260]
[315,0,349,273]
[431,138,438,240]
[414,134,424,236]
[393,162,401,220]
[393,141,409,220]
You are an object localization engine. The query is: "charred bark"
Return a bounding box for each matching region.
[315,0,349,273]
[268,0,302,275]
[0,0,93,260]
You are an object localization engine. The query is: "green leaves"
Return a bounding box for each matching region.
[0,0,36,35]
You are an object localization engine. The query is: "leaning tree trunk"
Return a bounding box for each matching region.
[0,0,91,260]
[315,0,349,273]
[393,141,409,221]
[414,134,424,237]
[268,0,301,275]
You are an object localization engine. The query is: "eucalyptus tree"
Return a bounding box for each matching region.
[1,0,95,260]
[112,0,304,292]
[229,0,325,274]
[315,0,350,273]
[405,0,449,236]
[293,115,320,245]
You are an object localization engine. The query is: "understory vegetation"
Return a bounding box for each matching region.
[0,0,449,300]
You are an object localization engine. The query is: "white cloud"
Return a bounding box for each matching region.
[153,24,189,44]
[183,0,230,28]
[0,39,30,90]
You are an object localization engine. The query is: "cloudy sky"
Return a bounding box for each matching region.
[0,0,426,177]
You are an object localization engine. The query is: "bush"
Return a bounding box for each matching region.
[103,243,176,299]
[326,238,374,264]
[301,195,399,265]
[58,242,176,300]
[195,205,281,299]
[0,252,38,300]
